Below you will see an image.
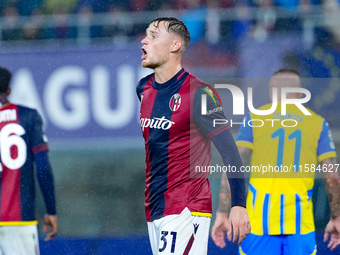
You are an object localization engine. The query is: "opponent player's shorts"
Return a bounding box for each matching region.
[239,232,317,255]
[147,207,211,255]
[0,225,40,255]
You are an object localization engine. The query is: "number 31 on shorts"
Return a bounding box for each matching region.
[159,231,177,253]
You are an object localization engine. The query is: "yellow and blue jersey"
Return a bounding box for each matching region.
[236,102,336,235]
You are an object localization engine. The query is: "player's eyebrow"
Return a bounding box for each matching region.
[146,29,158,36]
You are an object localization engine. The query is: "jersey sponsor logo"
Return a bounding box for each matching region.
[169,93,181,111]
[0,109,17,123]
[140,116,175,131]
[206,106,223,115]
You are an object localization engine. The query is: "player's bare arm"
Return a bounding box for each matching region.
[43,214,58,241]
[323,157,340,251]
[217,173,231,214]
[238,146,252,163]
[324,158,340,220]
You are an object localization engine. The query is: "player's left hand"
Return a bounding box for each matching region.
[211,212,232,248]
[227,206,251,245]
[43,214,58,241]
[324,216,340,251]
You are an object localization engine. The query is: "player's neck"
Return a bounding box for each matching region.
[0,97,8,104]
[154,61,182,84]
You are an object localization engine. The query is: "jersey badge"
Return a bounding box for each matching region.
[169,93,181,111]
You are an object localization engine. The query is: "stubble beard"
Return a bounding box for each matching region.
[141,59,161,70]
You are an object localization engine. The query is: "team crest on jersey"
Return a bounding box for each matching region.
[169,93,181,111]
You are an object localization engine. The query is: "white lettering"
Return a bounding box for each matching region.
[9,68,46,126]
[201,85,311,116]
[213,119,228,127]
[281,88,311,115]
[214,84,244,115]
[281,119,298,127]
[248,119,264,127]
[248,87,278,115]
[44,66,89,130]
[140,116,175,131]
[0,109,17,122]
[92,65,135,129]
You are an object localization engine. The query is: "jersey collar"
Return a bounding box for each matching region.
[152,68,186,90]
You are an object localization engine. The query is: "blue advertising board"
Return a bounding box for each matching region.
[0,45,151,143]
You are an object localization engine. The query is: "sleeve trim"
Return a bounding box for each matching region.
[33,144,49,154]
[207,124,230,139]
[318,151,337,162]
[236,141,253,150]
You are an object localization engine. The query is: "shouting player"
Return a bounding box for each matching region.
[136,17,250,254]
[0,66,57,254]
[211,69,340,254]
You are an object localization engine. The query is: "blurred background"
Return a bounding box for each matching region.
[1,0,340,254]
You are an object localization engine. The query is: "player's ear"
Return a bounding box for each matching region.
[170,40,181,53]
[6,88,11,97]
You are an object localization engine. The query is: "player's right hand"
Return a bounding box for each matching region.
[211,212,232,248]
[324,216,340,251]
[43,214,58,241]
[228,206,251,245]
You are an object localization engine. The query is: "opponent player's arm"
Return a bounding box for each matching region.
[217,173,231,214]
[323,157,340,251]
[324,158,340,220]
[238,146,252,164]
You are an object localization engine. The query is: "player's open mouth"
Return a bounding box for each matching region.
[141,48,147,60]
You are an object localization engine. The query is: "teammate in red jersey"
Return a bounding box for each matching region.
[0,66,57,254]
[137,17,250,254]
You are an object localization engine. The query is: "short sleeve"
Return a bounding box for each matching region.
[317,119,337,162]
[235,112,253,149]
[193,85,230,139]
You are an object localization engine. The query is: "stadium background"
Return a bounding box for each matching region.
[1,0,340,254]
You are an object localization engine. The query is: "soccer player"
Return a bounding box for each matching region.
[0,66,57,254]
[211,69,340,254]
[136,17,251,254]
